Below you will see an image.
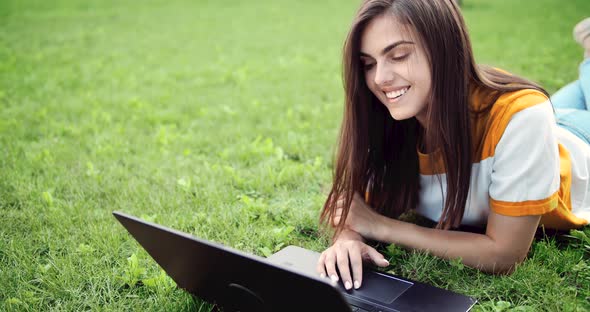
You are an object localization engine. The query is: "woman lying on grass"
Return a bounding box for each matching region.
[317,0,590,291]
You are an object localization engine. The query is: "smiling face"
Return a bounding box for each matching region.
[360,13,432,126]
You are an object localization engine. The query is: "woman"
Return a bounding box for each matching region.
[316,0,590,291]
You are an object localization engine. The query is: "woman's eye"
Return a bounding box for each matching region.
[391,54,409,61]
[362,62,374,70]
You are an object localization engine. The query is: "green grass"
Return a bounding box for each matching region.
[1,0,589,311]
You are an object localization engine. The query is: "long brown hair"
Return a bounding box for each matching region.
[320,0,548,232]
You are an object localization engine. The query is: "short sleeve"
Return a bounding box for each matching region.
[489,100,560,216]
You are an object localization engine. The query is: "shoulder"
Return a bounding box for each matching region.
[486,89,551,141]
[491,89,549,119]
[475,88,553,160]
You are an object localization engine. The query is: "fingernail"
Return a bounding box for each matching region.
[383,258,390,265]
[344,281,352,290]
[354,280,360,289]
[320,273,325,278]
[330,275,339,282]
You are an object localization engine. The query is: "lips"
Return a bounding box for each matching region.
[384,86,411,101]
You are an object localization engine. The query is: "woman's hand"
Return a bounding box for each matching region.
[333,192,385,241]
[316,228,389,290]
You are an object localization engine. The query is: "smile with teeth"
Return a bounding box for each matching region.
[385,86,410,101]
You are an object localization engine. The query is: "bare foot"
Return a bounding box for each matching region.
[573,18,590,58]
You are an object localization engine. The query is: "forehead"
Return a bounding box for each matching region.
[360,14,415,55]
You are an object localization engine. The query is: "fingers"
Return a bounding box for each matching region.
[316,251,327,278]
[317,242,371,291]
[323,250,339,284]
[318,239,391,292]
[363,245,389,268]
[336,247,353,290]
[348,244,363,289]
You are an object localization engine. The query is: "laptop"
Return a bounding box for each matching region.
[113,211,477,312]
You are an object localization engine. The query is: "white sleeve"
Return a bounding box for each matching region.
[489,100,561,216]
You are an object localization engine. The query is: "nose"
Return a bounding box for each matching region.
[373,62,394,87]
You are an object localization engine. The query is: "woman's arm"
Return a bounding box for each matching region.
[372,212,540,274]
[336,193,541,274]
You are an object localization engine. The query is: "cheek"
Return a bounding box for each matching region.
[417,67,432,94]
[412,57,431,89]
[405,66,429,93]
[405,54,429,84]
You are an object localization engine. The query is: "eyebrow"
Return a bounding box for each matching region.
[360,40,414,58]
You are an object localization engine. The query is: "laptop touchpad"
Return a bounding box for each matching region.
[343,271,413,304]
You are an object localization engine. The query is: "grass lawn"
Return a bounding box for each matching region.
[1,0,590,310]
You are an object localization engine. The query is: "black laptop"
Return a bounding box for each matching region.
[113,211,476,312]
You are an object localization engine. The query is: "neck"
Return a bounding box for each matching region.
[417,125,431,154]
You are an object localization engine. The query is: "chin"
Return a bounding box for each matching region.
[387,109,415,121]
